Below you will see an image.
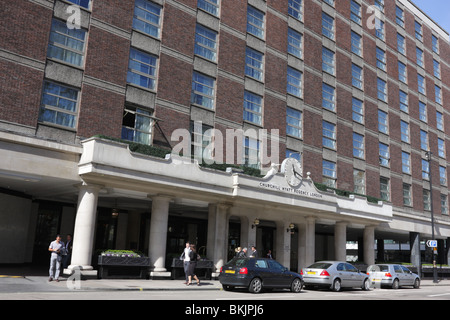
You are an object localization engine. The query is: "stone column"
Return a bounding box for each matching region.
[206,203,217,261]
[410,232,422,277]
[148,195,171,272]
[363,226,375,266]
[298,217,315,272]
[276,220,292,268]
[213,203,229,272]
[69,183,102,271]
[334,222,347,261]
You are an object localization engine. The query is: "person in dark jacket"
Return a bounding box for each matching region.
[187,244,200,286]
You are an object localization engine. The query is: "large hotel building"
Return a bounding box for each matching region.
[1,0,450,277]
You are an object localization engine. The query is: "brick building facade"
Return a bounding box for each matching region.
[1,0,450,273]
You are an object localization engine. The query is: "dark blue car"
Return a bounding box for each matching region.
[219,257,303,293]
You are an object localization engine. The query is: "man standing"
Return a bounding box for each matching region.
[180,241,191,284]
[62,234,73,269]
[48,234,64,282]
[250,246,258,258]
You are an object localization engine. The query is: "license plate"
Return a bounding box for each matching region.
[372,279,381,282]
[307,271,316,275]
[225,270,235,274]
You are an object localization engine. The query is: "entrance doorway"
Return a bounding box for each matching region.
[257,225,275,259]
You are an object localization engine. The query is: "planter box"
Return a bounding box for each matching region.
[170,258,214,280]
[97,255,151,279]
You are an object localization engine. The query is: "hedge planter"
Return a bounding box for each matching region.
[97,255,151,279]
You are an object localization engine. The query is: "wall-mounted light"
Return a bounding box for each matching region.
[252,218,260,229]
[111,208,119,218]
[287,223,295,233]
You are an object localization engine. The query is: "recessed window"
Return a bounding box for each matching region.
[127,48,158,90]
[195,24,218,62]
[122,107,153,145]
[322,12,334,40]
[322,47,335,75]
[379,143,389,167]
[353,133,364,159]
[243,91,262,125]
[419,102,427,122]
[397,33,405,55]
[354,170,365,195]
[322,83,335,111]
[350,0,361,25]
[423,189,431,211]
[401,121,410,143]
[323,160,336,188]
[47,19,87,67]
[66,0,90,9]
[398,61,407,83]
[399,90,408,113]
[415,21,423,42]
[133,0,162,39]
[243,136,260,169]
[288,0,303,21]
[287,67,302,98]
[197,0,220,16]
[377,78,387,102]
[380,177,390,201]
[378,110,388,134]
[191,72,215,110]
[351,31,362,56]
[402,152,411,174]
[322,121,336,150]
[245,47,264,81]
[396,6,404,27]
[288,28,302,59]
[352,97,363,124]
[403,184,412,206]
[376,47,386,71]
[352,64,363,89]
[39,81,79,129]
[247,5,265,39]
[286,108,302,139]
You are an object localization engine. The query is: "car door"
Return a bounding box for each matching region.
[345,263,363,287]
[336,263,351,287]
[267,260,291,288]
[393,265,405,286]
[253,259,271,286]
[400,265,415,285]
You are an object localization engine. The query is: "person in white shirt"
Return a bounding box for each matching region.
[180,241,191,284]
[48,234,64,282]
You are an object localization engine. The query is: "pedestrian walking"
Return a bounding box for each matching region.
[48,234,64,282]
[180,241,191,284]
[187,244,200,286]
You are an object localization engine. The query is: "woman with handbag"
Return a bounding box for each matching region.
[187,244,200,286]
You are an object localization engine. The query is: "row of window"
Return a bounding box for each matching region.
[321,161,449,214]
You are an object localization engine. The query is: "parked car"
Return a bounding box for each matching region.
[366,264,421,289]
[301,261,371,292]
[219,257,303,294]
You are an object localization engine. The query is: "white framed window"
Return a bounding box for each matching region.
[243,91,262,125]
[378,110,388,134]
[127,48,158,90]
[418,74,426,94]
[401,120,410,143]
[247,5,265,39]
[286,107,302,139]
[288,28,302,59]
[397,33,405,55]
[133,0,162,39]
[376,47,386,71]
[380,177,390,201]
[122,106,153,145]
[419,102,427,122]
[399,90,408,113]
[415,21,423,42]
[351,31,362,56]
[441,194,449,215]
[440,166,447,186]
[243,136,260,169]
[191,72,215,110]
[416,47,424,67]
[377,78,387,102]
[353,132,364,159]
[287,67,302,98]
[438,138,446,158]
[375,19,384,40]
[47,19,87,67]
[435,85,442,105]
[398,61,407,83]
[433,60,441,79]
[197,0,220,16]
[420,130,428,151]
[322,83,335,111]
[323,121,336,150]
[374,0,384,13]
[422,159,430,180]
[288,0,303,21]
[245,47,264,81]
[352,97,363,124]
[432,35,439,54]
[396,6,404,27]
[437,111,444,131]
[39,81,79,129]
[195,24,218,62]
[323,160,336,188]
[402,152,411,174]
[322,47,335,75]
[403,184,412,207]
[350,0,361,25]
[352,64,363,89]
[423,189,431,211]
[379,143,389,167]
[322,12,334,40]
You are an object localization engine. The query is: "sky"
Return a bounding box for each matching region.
[411,0,450,36]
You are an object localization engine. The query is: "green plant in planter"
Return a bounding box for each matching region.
[100,250,146,258]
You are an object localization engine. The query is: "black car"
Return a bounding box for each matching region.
[219,257,303,293]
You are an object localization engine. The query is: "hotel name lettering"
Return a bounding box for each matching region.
[259,183,323,199]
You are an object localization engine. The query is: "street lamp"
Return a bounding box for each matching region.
[425,149,438,284]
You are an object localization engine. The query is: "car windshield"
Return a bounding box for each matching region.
[308,262,332,269]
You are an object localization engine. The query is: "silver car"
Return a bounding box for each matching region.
[302,261,370,292]
[367,264,420,289]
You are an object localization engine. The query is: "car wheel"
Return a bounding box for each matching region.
[291,278,303,293]
[413,278,420,289]
[249,278,263,294]
[392,278,399,290]
[362,278,371,291]
[332,278,341,292]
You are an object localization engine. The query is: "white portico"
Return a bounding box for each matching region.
[68,137,394,276]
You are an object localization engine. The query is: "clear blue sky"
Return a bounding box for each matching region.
[412,0,450,35]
